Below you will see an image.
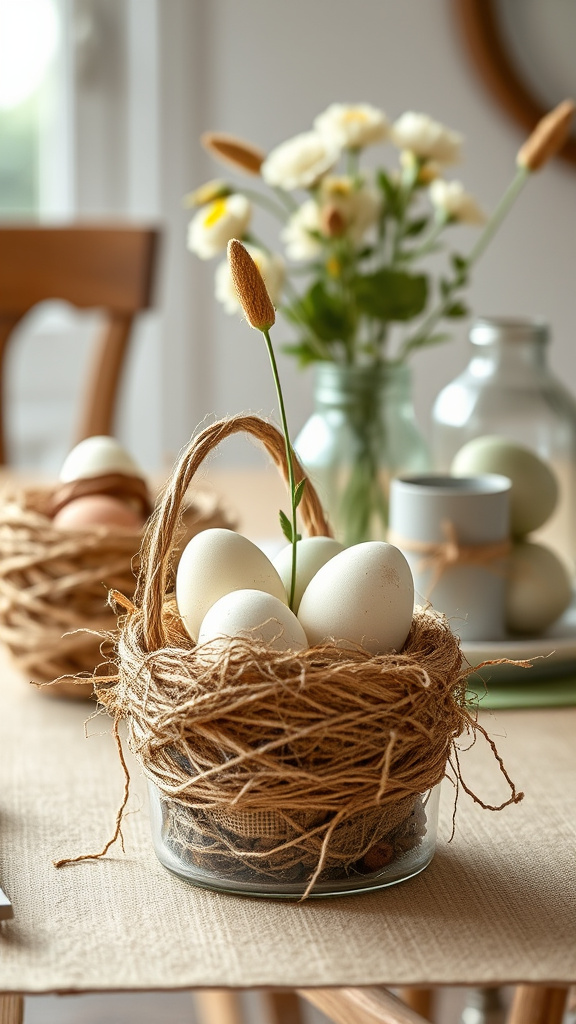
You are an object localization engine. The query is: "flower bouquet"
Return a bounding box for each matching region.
[186,100,574,544]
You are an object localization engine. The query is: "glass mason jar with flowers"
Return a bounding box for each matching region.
[186,100,574,546]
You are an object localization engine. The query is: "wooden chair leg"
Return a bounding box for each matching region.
[299,986,431,1024]
[397,988,434,1021]
[263,991,305,1024]
[507,986,569,1024]
[194,990,244,1024]
[0,995,24,1024]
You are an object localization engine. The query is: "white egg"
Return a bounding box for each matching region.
[176,528,288,641]
[506,540,572,635]
[272,536,345,611]
[198,589,308,653]
[297,541,414,654]
[59,436,143,482]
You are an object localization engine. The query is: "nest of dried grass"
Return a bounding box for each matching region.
[74,415,522,897]
[0,479,233,698]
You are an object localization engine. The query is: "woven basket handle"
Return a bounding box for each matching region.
[137,414,332,652]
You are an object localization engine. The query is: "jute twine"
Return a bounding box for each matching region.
[0,478,233,699]
[55,415,524,897]
[387,523,511,598]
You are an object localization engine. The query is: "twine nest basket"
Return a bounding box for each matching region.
[86,414,522,898]
[0,476,232,699]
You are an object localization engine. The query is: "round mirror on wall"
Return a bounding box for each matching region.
[453,0,576,168]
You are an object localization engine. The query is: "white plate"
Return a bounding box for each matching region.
[461,592,576,682]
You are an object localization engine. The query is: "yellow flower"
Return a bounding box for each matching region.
[261,131,339,190]
[187,194,251,259]
[391,112,463,165]
[183,179,231,208]
[314,103,389,149]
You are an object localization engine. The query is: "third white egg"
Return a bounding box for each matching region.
[272,536,344,611]
[297,541,414,654]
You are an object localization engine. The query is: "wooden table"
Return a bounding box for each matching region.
[1,469,575,1024]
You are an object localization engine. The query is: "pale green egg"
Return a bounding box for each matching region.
[451,436,558,536]
[505,540,572,635]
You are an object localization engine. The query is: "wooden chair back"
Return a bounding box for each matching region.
[0,224,159,464]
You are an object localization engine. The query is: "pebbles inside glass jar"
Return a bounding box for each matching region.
[147,780,441,899]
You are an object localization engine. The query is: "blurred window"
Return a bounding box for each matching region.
[0,0,68,218]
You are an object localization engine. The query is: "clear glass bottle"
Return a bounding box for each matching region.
[294,362,430,546]
[432,317,576,570]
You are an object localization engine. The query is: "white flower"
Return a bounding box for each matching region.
[429,179,486,225]
[282,200,323,260]
[187,193,251,259]
[314,103,389,149]
[391,112,463,165]
[282,178,382,261]
[261,131,339,190]
[319,176,382,242]
[215,245,285,315]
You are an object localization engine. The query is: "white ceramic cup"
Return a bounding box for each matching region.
[389,474,511,641]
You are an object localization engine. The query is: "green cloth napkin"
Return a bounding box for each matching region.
[467,674,576,709]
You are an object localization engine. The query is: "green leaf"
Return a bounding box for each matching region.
[279,510,293,542]
[281,341,324,367]
[444,301,468,318]
[418,331,452,348]
[376,169,400,214]
[288,280,356,343]
[352,269,428,322]
[404,331,451,354]
[294,478,306,508]
[451,253,469,272]
[404,216,429,237]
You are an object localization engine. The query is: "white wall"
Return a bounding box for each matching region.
[169,0,576,465]
[7,0,576,474]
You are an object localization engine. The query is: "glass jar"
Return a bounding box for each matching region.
[147,781,440,899]
[294,362,430,546]
[432,317,576,571]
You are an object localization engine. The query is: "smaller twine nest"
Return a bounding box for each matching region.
[56,414,524,898]
[0,470,233,699]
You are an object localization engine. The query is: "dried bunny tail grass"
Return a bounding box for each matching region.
[517,99,576,170]
[228,239,276,330]
[201,132,266,175]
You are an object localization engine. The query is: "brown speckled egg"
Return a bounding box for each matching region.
[52,494,145,532]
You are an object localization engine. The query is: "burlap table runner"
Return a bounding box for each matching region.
[1,649,575,994]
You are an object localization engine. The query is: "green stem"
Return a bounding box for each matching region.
[273,186,298,213]
[399,165,531,360]
[466,165,529,268]
[406,214,448,260]
[240,186,289,222]
[262,327,298,610]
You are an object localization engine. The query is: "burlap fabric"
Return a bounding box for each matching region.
[0,480,233,698]
[0,648,574,993]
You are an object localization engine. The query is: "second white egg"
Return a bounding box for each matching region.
[297,541,414,654]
